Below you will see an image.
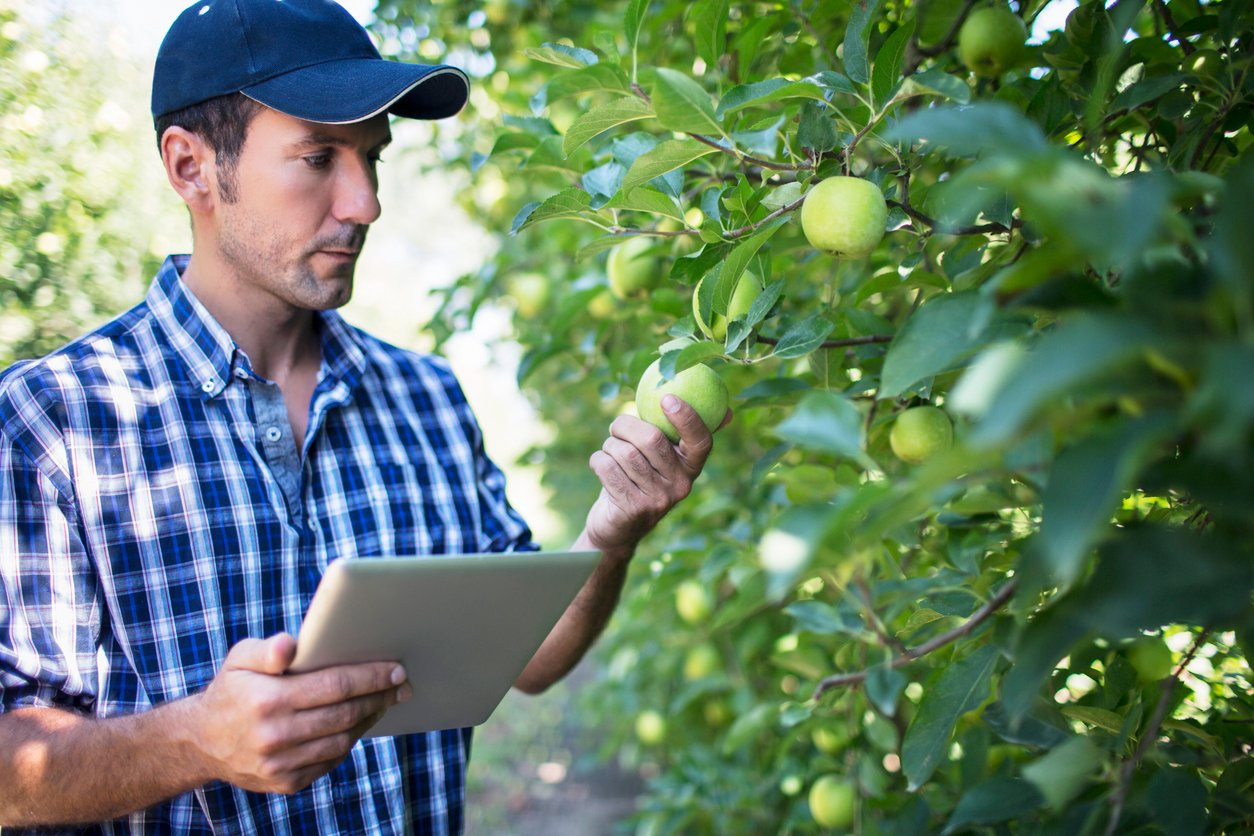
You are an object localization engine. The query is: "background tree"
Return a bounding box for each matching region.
[0,1,180,368]
[372,0,1252,831]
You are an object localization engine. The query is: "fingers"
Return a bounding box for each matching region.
[656,395,720,468]
[287,662,407,711]
[225,633,298,675]
[286,682,410,744]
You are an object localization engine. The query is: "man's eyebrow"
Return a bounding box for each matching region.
[289,133,393,151]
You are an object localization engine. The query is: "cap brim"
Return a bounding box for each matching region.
[243,59,469,124]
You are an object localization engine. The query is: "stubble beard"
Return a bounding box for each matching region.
[218,206,367,312]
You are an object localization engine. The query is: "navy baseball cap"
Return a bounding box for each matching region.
[152,0,469,124]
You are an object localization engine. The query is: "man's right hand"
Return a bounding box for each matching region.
[188,633,409,795]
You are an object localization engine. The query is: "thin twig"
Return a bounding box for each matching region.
[1104,630,1210,836]
[813,580,1018,699]
[1152,0,1196,56]
[857,576,910,656]
[688,132,814,172]
[723,195,807,239]
[903,0,980,75]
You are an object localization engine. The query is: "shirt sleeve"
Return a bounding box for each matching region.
[0,429,101,715]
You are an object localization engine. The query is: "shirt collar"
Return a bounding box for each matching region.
[147,255,368,400]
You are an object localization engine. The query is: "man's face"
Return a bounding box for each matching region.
[213,108,391,312]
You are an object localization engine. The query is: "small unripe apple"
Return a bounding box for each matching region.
[800,177,888,259]
[635,359,729,442]
[634,709,667,745]
[683,642,722,680]
[808,774,856,829]
[889,406,953,464]
[1127,637,1174,684]
[607,236,659,299]
[506,272,550,318]
[958,7,1028,77]
[674,579,715,625]
[693,271,763,341]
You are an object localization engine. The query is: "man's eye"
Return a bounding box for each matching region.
[304,154,332,169]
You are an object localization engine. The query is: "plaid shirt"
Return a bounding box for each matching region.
[0,255,535,834]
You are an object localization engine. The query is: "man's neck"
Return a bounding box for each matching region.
[180,253,322,384]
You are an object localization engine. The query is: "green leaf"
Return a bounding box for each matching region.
[562,96,654,157]
[879,292,993,399]
[942,778,1045,834]
[1109,72,1186,113]
[773,390,868,464]
[884,102,1050,158]
[659,341,726,379]
[872,21,914,106]
[1147,768,1209,836]
[691,0,729,70]
[786,600,865,636]
[621,139,719,194]
[1061,706,1126,735]
[512,187,596,233]
[964,314,1154,447]
[534,63,632,113]
[652,68,723,136]
[901,645,999,790]
[1022,736,1103,811]
[866,665,907,717]
[715,78,827,119]
[523,42,598,69]
[606,186,683,222]
[711,216,788,312]
[903,68,972,103]
[1033,413,1175,591]
[771,315,835,360]
[624,0,648,66]
[721,702,776,755]
[843,0,882,85]
[797,101,839,153]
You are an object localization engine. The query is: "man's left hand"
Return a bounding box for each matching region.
[584,394,729,561]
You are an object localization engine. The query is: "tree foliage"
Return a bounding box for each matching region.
[377,0,1254,831]
[0,1,176,368]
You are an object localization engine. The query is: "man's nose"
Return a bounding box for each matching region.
[334,158,382,226]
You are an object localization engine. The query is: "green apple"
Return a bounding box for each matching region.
[634,709,667,745]
[958,7,1028,77]
[703,698,732,727]
[1186,48,1223,77]
[683,642,722,680]
[808,774,856,829]
[635,359,730,442]
[506,272,550,319]
[889,406,953,464]
[692,271,763,341]
[674,579,715,625]
[607,236,659,299]
[588,287,615,320]
[1127,637,1174,684]
[800,177,888,259]
[812,725,852,755]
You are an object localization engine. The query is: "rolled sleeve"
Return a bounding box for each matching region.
[0,431,101,715]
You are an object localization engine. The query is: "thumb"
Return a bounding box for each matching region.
[225,632,297,675]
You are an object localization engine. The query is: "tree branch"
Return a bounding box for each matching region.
[1103,630,1210,836]
[903,0,980,76]
[812,579,1018,700]
[892,172,1022,236]
[1151,0,1196,56]
[723,195,807,240]
[688,131,814,172]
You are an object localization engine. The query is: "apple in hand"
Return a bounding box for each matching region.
[800,177,888,259]
[635,359,729,443]
[693,271,764,341]
[958,7,1028,77]
[607,236,659,299]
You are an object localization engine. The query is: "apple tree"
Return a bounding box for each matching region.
[0,1,176,368]
[375,0,1252,831]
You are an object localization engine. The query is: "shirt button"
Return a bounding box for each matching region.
[201,380,216,393]
[234,368,248,379]
[265,427,283,442]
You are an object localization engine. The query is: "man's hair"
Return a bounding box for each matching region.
[154,93,263,204]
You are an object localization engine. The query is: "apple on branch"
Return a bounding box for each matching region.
[800,177,888,259]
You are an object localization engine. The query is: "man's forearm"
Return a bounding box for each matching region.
[513,531,633,694]
[0,700,209,827]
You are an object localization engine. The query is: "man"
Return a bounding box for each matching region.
[0,1,722,832]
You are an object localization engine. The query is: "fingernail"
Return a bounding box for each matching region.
[391,665,406,686]
[397,684,412,703]
[662,395,680,413]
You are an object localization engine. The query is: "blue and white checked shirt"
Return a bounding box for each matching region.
[0,255,536,834]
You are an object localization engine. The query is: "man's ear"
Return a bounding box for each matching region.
[160,126,216,213]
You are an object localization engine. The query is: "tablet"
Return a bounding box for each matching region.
[288,550,601,737]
